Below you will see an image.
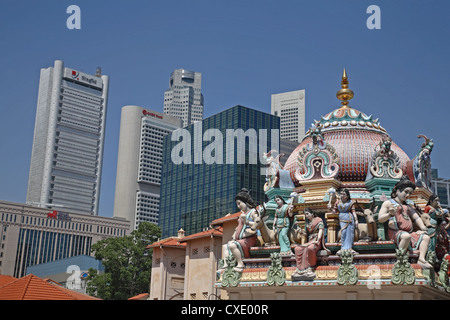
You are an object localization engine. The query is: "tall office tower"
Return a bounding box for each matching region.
[26,60,109,216]
[163,69,204,127]
[159,105,280,238]
[271,89,306,143]
[113,106,182,230]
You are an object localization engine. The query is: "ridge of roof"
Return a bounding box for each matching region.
[0,274,100,300]
[146,236,186,249]
[178,226,223,243]
[20,274,33,300]
[128,292,149,300]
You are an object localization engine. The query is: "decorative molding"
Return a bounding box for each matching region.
[266,253,286,286]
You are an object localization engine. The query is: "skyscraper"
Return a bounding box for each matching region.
[26,60,109,216]
[271,89,306,143]
[159,105,280,237]
[163,69,204,127]
[113,106,182,230]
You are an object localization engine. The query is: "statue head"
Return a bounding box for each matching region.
[427,193,440,207]
[235,188,256,209]
[304,207,317,220]
[391,175,416,199]
[338,188,351,202]
[274,195,287,207]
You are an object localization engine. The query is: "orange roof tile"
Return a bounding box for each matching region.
[146,237,186,249]
[0,274,100,300]
[128,293,149,300]
[210,212,241,225]
[0,275,17,288]
[178,226,223,243]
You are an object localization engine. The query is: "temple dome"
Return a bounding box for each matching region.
[283,70,411,183]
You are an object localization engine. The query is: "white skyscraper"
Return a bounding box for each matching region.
[26,60,109,215]
[271,89,306,143]
[163,69,203,127]
[113,105,182,230]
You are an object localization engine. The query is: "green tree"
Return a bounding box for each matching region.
[86,222,161,300]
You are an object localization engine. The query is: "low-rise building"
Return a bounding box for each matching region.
[0,200,130,278]
[148,230,186,300]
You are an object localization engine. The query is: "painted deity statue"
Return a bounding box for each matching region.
[291,208,329,280]
[262,151,283,191]
[272,195,294,256]
[378,175,432,269]
[328,188,359,255]
[436,209,450,276]
[220,189,260,273]
[424,194,445,251]
[413,135,434,191]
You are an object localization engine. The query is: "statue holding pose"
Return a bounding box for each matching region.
[219,189,260,273]
[292,208,330,280]
[412,135,434,191]
[272,195,294,255]
[378,176,432,269]
[423,194,445,252]
[329,188,359,255]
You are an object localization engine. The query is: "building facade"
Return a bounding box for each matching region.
[0,200,130,278]
[163,69,204,127]
[148,230,187,300]
[271,89,306,143]
[26,60,109,216]
[113,106,182,230]
[159,105,280,238]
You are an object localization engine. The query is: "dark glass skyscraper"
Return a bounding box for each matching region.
[159,105,280,237]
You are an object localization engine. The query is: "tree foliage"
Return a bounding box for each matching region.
[86,222,161,300]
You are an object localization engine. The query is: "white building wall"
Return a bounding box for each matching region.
[113,106,182,230]
[26,60,108,216]
[271,89,306,143]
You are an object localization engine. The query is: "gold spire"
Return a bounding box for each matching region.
[336,68,354,108]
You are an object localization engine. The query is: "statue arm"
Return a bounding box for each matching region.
[315,227,324,245]
[378,201,394,223]
[288,204,294,217]
[350,202,358,225]
[411,211,427,232]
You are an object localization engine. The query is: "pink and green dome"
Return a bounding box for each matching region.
[284,70,410,182]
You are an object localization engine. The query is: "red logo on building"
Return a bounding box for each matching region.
[46,210,72,221]
[47,210,58,219]
[142,110,163,119]
[71,70,80,81]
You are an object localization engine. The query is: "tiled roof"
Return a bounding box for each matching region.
[178,226,223,243]
[0,274,100,300]
[210,212,240,225]
[146,237,186,249]
[128,292,149,300]
[0,275,17,288]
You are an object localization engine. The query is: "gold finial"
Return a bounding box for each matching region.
[336,68,354,107]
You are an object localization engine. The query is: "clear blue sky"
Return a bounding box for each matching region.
[1,0,449,218]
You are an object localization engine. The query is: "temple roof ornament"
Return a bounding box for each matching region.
[285,70,410,182]
[311,70,387,135]
[367,135,403,180]
[336,68,354,107]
